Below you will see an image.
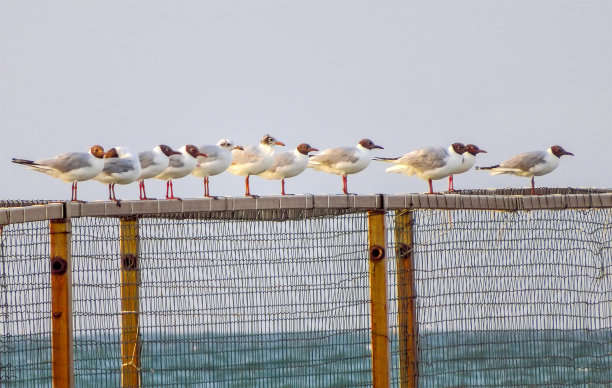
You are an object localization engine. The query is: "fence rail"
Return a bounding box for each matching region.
[2,190,611,226]
[1,189,611,387]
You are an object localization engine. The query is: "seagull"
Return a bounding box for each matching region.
[259,143,319,195]
[192,139,243,198]
[375,143,467,194]
[154,145,207,199]
[228,134,285,197]
[308,139,383,195]
[12,145,108,201]
[95,146,141,201]
[448,144,487,192]
[476,145,574,195]
[137,145,181,200]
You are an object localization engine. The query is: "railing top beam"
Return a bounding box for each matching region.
[1,190,611,226]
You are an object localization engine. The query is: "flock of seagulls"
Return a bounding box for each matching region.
[11,135,574,201]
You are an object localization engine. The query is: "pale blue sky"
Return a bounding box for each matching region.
[1,0,610,200]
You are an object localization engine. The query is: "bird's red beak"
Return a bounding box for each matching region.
[275,141,285,146]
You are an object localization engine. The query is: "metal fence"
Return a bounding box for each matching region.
[1,189,611,387]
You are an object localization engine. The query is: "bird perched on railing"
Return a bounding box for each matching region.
[228,134,285,197]
[155,145,207,200]
[448,144,487,192]
[192,139,243,198]
[137,145,181,200]
[11,145,109,201]
[375,143,467,194]
[308,138,383,195]
[259,143,319,195]
[476,145,574,195]
[95,146,141,202]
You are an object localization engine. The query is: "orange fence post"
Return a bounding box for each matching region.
[395,210,418,387]
[368,210,390,388]
[120,218,141,388]
[50,219,74,388]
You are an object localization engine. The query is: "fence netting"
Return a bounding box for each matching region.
[0,222,51,387]
[387,208,612,387]
[0,206,610,387]
[71,212,373,387]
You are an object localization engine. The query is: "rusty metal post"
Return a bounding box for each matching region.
[395,210,418,387]
[367,210,390,388]
[50,219,74,388]
[120,218,141,388]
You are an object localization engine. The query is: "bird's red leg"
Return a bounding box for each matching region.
[165,180,170,199]
[428,179,434,194]
[245,175,251,196]
[139,181,152,200]
[531,177,536,195]
[139,181,146,200]
[107,184,113,200]
[342,175,348,195]
[170,180,174,199]
[71,182,78,201]
[203,177,208,197]
[448,175,454,192]
[281,179,286,195]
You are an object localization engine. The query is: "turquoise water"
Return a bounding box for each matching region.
[2,330,610,387]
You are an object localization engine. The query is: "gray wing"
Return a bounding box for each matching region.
[232,147,263,164]
[38,152,92,173]
[501,151,546,171]
[398,147,448,170]
[103,158,137,174]
[309,147,358,166]
[197,145,221,159]
[268,152,296,172]
[138,151,157,170]
[169,155,185,168]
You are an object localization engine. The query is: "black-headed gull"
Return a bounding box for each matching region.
[477,145,574,195]
[448,144,487,191]
[308,139,383,195]
[137,145,181,200]
[259,143,319,195]
[155,145,207,199]
[12,145,108,201]
[95,147,141,201]
[228,134,285,197]
[375,143,467,194]
[192,139,243,198]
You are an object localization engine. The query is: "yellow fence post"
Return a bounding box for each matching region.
[395,210,418,387]
[120,218,141,388]
[50,219,74,388]
[367,210,390,388]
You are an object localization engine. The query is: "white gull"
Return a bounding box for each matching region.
[12,145,108,201]
[259,143,318,195]
[448,144,487,191]
[137,145,181,200]
[155,145,207,199]
[228,134,285,197]
[375,143,467,194]
[95,146,141,201]
[192,139,243,198]
[308,139,383,195]
[477,145,574,195]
